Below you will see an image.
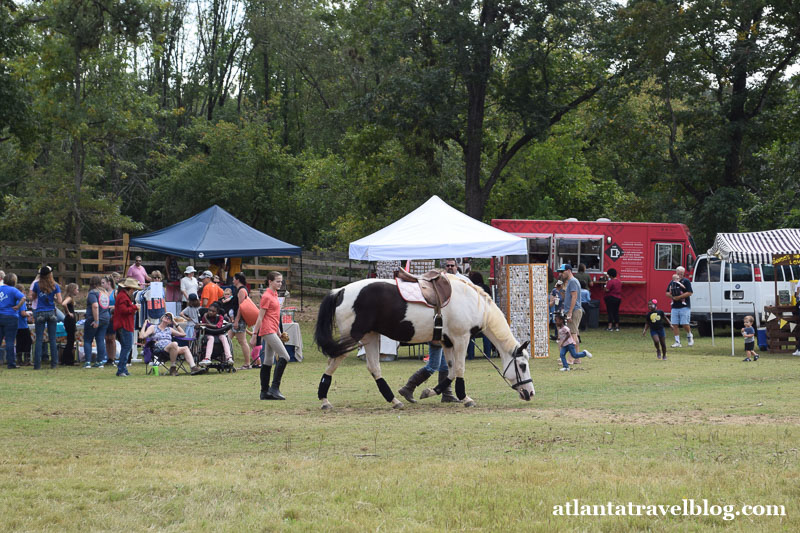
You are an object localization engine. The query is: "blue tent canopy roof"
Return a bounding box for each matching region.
[130,205,302,259]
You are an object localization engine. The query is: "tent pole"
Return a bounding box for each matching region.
[729,267,734,356]
[708,274,714,347]
[298,253,303,311]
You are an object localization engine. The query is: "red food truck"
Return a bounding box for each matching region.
[491,218,699,316]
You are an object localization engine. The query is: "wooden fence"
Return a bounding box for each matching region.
[293,251,370,295]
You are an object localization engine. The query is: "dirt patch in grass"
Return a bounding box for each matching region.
[525,407,800,426]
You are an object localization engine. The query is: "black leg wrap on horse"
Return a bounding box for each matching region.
[455,377,466,400]
[376,377,394,402]
[434,377,452,395]
[318,373,332,400]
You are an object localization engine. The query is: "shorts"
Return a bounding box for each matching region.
[670,307,691,325]
[232,320,247,333]
[568,308,583,336]
[650,327,666,338]
[744,341,755,351]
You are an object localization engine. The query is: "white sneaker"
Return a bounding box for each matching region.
[559,367,570,371]
[199,358,211,366]
[671,342,682,348]
[584,350,593,358]
[793,350,800,356]
[687,336,694,347]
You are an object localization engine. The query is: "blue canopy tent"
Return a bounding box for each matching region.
[129,205,303,306]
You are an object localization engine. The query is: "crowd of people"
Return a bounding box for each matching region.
[0,258,293,397]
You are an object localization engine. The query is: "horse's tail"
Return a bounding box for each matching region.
[314,288,357,358]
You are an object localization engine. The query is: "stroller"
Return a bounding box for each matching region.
[191,310,236,373]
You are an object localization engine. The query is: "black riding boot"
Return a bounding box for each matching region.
[440,371,461,403]
[398,368,433,403]
[260,364,273,400]
[267,358,287,400]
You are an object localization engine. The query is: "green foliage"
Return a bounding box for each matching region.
[2,0,800,250]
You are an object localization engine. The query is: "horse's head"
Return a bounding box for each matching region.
[498,340,534,401]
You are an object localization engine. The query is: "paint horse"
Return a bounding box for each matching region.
[314,274,535,409]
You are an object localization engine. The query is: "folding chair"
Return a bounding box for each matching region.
[142,339,189,375]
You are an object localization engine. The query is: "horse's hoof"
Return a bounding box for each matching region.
[392,401,404,409]
[321,400,333,410]
[464,398,476,407]
[419,388,436,400]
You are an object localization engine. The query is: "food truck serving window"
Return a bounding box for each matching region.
[655,243,683,270]
[556,237,602,272]
[527,237,551,264]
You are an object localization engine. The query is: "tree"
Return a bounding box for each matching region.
[6,0,153,244]
[623,0,800,244]
[337,0,627,220]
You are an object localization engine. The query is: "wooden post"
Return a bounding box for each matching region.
[58,246,67,285]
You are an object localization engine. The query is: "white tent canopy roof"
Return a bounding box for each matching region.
[349,195,528,260]
[707,228,800,264]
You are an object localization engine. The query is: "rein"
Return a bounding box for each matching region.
[480,344,532,390]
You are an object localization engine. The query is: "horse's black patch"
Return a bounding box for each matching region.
[334,288,345,307]
[442,334,453,348]
[351,282,415,342]
[469,326,481,337]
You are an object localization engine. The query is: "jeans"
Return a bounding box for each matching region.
[0,314,18,368]
[84,320,109,365]
[424,343,449,373]
[116,329,134,375]
[467,334,494,359]
[558,344,588,368]
[34,310,58,369]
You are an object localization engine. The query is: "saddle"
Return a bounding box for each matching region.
[394,268,452,309]
[394,268,452,343]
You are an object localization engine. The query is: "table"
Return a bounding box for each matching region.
[283,322,303,361]
[357,335,399,362]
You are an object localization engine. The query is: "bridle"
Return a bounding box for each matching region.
[483,344,532,390]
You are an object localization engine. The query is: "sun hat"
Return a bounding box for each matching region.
[119,278,142,290]
[184,265,196,274]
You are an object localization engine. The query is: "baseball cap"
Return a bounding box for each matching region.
[649,298,658,305]
[555,280,563,285]
[188,293,198,301]
[199,270,213,279]
[556,264,573,272]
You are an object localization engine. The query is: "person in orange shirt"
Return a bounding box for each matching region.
[250,271,291,400]
[199,270,224,308]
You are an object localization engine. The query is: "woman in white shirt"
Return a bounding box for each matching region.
[180,266,199,310]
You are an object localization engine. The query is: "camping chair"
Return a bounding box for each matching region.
[142,339,189,375]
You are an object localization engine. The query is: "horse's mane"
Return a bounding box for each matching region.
[449,275,518,352]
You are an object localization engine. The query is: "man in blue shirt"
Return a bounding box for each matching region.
[558,264,587,361]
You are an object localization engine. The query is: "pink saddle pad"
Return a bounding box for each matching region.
[395,279,434,307]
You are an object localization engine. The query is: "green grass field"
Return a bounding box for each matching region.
[1,315,798,532]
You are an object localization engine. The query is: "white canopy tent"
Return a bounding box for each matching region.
[348,195,528,260]
[706,229,800,354]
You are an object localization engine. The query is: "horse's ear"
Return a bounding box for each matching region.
[517,341,530,354]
